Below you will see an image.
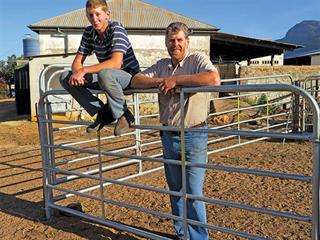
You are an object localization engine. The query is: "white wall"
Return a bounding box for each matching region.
[239,54,284,66]
[130,34,210,65]
[38,32,211,64]
[311,54,320,65]
[39,32,81,55]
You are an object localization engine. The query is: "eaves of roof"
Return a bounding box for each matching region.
[285,49,320,59]
[212,32,302,51]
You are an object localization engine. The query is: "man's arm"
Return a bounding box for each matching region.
[68,52,124,86]
[160,70,220,95]
[131,73,163,88]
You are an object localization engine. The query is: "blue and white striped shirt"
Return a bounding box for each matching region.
[78,21,140,76]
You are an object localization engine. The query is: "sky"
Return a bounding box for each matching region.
[0,0,319,61]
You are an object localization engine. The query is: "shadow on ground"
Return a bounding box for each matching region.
[0,145,173,239]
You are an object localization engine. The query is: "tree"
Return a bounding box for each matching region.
[0,54,17,83]
[0,54,22,97]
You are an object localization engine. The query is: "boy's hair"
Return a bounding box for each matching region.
[86,0,109,11]
[165,22,190,40]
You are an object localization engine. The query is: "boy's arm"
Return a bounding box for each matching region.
[68,52,124,86]
[82,52,123,74]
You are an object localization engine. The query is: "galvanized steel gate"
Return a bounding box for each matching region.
[37,66,319,240]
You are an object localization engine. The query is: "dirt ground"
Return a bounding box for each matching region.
[0,98,314,239]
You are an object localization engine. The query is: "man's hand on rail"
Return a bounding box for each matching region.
[159,76,177,95]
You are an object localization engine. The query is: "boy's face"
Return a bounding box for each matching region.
[86,6,110,34]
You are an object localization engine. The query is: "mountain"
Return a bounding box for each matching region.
[276,20,320,59]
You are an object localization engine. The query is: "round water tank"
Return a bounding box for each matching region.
[23,34,40,57]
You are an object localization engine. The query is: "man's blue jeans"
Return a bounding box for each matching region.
[60,69,132,119]
[161,130,209,240]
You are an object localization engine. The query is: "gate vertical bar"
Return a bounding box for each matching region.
[312,100,320,240]
[237,79,241,143]
[180,88,188,240]
[38,98,54,219]
[47,102,57,184]
[133,93,142,173]
[302,80,307,132]
[97,131,106,218]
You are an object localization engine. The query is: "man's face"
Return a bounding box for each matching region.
[165,30,189,63]
[86,7,110,34]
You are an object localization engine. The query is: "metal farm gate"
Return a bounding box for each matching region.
[37,66,320,240]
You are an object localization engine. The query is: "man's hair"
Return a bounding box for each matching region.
[86,0,109,11]
[165,22,190,40]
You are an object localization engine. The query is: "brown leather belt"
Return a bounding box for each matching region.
[162,122,206,136]
[162,122,206,128]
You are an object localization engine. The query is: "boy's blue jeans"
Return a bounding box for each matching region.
[60,69,131,119]
[161,129,209,240]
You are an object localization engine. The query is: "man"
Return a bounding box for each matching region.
[60,0,140,135]
[131,22,220,240]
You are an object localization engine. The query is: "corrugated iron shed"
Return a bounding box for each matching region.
[211,32,302,62]
[29,0,218,33]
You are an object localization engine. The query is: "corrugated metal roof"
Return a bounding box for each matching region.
[29,0,218,32]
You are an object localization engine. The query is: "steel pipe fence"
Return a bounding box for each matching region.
[294,76,320,132]
[39,64,295,158]
[37,65,319,239]
[179,84,319,240]
[38,87,319,240]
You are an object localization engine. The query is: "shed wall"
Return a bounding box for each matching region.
[311,55,320,65]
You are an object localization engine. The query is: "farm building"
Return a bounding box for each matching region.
[284,49,320,65]
[17,0,299,119]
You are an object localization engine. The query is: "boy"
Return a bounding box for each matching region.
[60,0,140,135]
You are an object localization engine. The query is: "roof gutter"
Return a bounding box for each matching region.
[28,25,219,35]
